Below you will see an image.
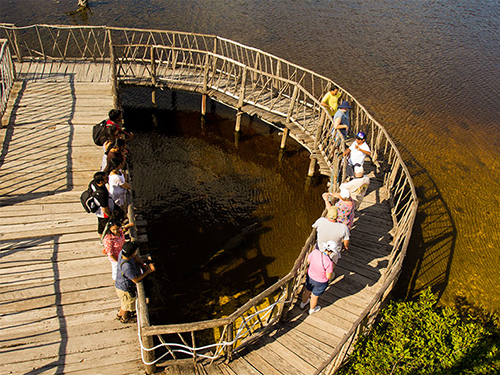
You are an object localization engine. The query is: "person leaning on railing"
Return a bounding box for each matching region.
[115,241,156,324]
[332,101,351,145]
[321,86,342,117]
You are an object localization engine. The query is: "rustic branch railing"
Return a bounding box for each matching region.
[0,24,418,374]
[0,39,15,121]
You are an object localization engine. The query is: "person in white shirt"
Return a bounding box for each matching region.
[343,131,371,178]
[332,165,370,210]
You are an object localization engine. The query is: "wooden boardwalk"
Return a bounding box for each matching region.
[0,76,145,374]
[1,58,396,375]
[157,166,391,375]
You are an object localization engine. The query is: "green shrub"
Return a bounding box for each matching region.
[338,289,500,374]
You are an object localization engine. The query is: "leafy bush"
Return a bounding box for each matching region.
[338,289,500,374]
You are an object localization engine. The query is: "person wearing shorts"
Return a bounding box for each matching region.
[299,242,335,315]
[115,241,155,323]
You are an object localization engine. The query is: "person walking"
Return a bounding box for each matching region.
[299,240,335,315]
[312,205,350,265]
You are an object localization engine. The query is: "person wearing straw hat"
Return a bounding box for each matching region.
[312,206,350,263]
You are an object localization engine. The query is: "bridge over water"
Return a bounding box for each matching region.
[0,25,417,374]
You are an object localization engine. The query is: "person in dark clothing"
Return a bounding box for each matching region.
[90,171,114,235]
[107,109,133,142]
[103,139,126,173]
[115,241,156,323]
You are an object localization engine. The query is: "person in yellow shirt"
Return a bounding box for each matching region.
[321,86,341,117]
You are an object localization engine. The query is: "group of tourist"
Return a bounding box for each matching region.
[301,89,372,315]
[88,109,155,324]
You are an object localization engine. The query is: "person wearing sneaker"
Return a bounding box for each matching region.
[299,241,335,315]
[115,241,156,323]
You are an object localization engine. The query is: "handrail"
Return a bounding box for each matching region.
[0,24,418,374]
[0,39,15,121]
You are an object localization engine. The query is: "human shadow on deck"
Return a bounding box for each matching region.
[0,75,75,206]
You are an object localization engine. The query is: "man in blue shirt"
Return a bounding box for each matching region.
[115,241,156,323]
[332,100,351,143]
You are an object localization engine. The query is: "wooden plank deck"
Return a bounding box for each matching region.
[0,74,144,374]
[2,61,394,375]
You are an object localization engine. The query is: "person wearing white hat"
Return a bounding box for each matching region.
[305,206,350,315]
[335,188,355,229]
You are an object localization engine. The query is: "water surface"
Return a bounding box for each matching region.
[2,0,499,311]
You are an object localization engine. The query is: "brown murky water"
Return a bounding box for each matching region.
[122,88,326,323]
[2,0,499,313]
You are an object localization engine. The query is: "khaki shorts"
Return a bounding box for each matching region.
[116,288,136,312]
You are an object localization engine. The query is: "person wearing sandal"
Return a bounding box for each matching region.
[115,241,156,323]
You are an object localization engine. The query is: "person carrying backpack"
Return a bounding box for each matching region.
[89,171,114,235]
[107,109,133,142]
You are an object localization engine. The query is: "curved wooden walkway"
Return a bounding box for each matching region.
[0,59,394,374]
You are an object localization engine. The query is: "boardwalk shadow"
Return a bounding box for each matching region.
[0,235,68,374]
[0,75,76,206]
[392,153,456,304]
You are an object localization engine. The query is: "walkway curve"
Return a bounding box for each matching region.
[0,25,418,375]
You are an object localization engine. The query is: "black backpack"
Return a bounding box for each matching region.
[80,184,100,213]
[92,119,110,146]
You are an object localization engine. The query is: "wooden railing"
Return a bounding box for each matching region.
[0,24,418,374]
[0,39,15,121]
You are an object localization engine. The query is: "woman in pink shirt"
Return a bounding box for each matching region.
[102,220,132,280]
[299,242,335,315]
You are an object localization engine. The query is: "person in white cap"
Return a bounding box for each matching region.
[338,165,370,210]
[304,207,350,315]
[343,131,371,178]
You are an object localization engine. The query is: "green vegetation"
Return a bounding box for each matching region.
[338,289,500,374]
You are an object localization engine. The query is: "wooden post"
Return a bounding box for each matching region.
[225,323,234,362]
[150,45,156,88]
[307,154,316,177]
[201,94,207,116]
[235,111,242,132]
[11,27,22,63]
[151,88,157,108]
[234,128,240,146]
[235,67,247,132]
[108,30,120,110]
[279,278,294,323]
[281,85,299,150]
[280,128,289,149]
